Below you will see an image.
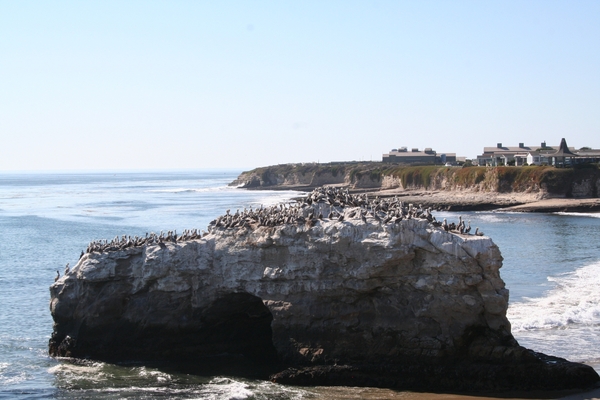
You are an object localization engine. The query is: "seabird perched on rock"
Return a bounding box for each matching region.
[475,228,484,236]
[457,216,464,233]
[372,210,382,223]
[442,218,449,231]
[55,270,60,282]
[361,211,367,224]
[64,263,70,275]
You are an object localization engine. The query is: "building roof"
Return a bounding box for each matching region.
[552,138,579,157]
[576,149,600,156]
[478,139,600,162]
[481,145,553,154]
[383,151,435,157]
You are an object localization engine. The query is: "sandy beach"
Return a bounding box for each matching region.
[307,385,600,400]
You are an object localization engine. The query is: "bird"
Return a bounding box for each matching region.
[361,211,367,224]
[64,263,70,275]
[464,221,472,234]
[457,216,464,233]
[54,270,60,282]
[442,218,449,231]
[372,211,382,223]
[475,228,484,236]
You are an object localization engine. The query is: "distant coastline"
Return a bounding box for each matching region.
[229,162,600,213]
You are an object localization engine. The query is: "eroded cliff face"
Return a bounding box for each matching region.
[231,164,600,200]
[50,218,507,362]
[49,199,599,391]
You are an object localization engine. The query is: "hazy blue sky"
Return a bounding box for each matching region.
[1,1,599,171]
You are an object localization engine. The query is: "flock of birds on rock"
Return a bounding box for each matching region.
[84,229,207,254]
[208,186,440,230]
[55,187,485,282]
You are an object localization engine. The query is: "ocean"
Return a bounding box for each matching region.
[0,170,599,399]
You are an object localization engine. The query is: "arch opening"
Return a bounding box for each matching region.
[195,292,279,376]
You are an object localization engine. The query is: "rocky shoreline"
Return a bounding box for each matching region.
[270,353,599,392]
[49,188,599,393]
[372,190,600,213]
[254,184,600,213]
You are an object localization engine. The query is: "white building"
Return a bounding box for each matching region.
[477,142,557,166]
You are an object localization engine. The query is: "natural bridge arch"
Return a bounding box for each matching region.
[195,292,279,376]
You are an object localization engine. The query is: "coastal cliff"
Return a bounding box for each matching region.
[230,163,600,201]
[49,189,599,392]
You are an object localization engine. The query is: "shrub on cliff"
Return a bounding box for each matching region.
[453,167,487,188]
[386,166,440,189]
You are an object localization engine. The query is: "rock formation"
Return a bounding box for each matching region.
[49,189,599,392]
[230,163,600,202]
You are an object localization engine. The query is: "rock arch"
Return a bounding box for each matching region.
[198,292,279,370]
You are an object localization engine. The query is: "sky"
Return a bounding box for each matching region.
[1,1,599,171]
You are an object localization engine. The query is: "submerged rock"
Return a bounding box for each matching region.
[49,192,599,391]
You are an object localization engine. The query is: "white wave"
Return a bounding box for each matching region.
[257,193,305,207]
[508,262,600,332]
[556,211,600,219]
[137,366,172,383]
[146,186,233,193]
[192,377,256,400]
[48,360,107,381]
[476,213,509,223]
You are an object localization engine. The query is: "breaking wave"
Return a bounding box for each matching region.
[508,261,600,332]
[556,212,600,219]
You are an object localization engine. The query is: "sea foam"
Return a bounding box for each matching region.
[508,261,600,332]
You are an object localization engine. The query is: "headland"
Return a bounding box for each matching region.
[229,163,600,213]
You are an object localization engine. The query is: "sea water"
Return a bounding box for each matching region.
[0,171,599,399]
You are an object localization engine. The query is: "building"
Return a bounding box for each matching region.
[477,139,600,167]
[572,147,600,165]
[477,142,557,166]
[382,147,457,165]
[526,152,551,166]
